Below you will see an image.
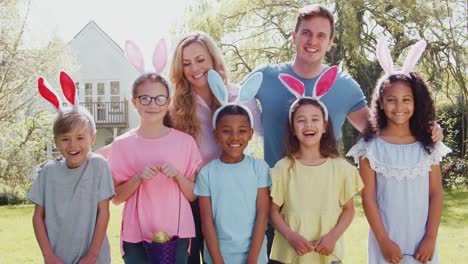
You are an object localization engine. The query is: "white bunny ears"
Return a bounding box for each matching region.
[376,38,427,79]
[279,66,338,123]
[208,69,263,128]
[124,38,173,96]
[38,71,96,134]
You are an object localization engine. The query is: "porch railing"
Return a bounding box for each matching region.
[80,100,129,128]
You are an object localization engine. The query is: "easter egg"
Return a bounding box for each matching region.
[152,231,171,243]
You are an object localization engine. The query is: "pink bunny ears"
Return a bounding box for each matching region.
[279,66,338,123]
[376,38,427,78]
[38,71,96,134]
[124,38,173,96]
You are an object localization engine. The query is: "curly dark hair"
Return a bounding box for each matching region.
[284,99,339,171]
[363,72,436,153]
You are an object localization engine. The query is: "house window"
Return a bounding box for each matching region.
[97,83,106,122]
[97,83,105,95]
[85,83,93,109]
[110,81,120,110]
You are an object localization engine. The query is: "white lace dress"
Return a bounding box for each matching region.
[347,137,451,264]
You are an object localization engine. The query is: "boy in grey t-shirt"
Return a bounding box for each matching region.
[27,73,115,263]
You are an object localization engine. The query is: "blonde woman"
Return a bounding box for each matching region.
[170,30,261,264]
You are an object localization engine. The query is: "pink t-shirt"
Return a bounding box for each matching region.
[108,129,202,248]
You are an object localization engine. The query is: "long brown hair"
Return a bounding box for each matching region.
[169,31,228,139]
[284,99,339,171]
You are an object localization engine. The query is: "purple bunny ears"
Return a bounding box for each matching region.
[279,66,338,123]
[124,38,173,96]
[376,38,427,78]
[38,72,96,134]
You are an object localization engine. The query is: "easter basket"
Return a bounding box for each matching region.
[138,187,181,264]
[143,235,179,264]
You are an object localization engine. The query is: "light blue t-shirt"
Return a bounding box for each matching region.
[246,62,367,167]
[194,155,271,264]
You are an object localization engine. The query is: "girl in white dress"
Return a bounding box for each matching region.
[347,39,450,264]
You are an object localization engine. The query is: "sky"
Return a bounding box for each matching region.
[20,0,193,55]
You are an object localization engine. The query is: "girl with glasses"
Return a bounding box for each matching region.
[107,71,203,263]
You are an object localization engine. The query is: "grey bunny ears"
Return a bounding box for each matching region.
[376,38,426,79]
[125,38,173,96]
[38,71,96,134]
[207,69,263,128]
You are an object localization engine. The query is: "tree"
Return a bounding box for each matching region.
[0,0,76,189]
[178,0,467,156]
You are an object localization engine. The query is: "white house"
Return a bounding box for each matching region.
[69,21,139,149]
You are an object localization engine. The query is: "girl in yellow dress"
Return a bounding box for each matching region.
[269,66,364,264]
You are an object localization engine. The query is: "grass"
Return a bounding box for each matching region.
[0,189,466,263]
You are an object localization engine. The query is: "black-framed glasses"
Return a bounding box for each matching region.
[136,95,168,106]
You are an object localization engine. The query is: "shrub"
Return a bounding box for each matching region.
[441,155,468,189]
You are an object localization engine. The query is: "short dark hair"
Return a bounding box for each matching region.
[215,105,251,127]
[364,72,436,153]
[294,4,335,39]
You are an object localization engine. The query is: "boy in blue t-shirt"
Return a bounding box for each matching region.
[194,105,271,264]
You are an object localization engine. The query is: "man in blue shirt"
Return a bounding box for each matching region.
[248,4,369,168]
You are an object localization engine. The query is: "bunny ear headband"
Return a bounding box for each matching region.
[38,71,96,134]
[376,37,427,79]
[208,69,263,128]
[279,66,338,123]
[125,38,173,96]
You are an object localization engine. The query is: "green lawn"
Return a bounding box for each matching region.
[0,189,466,263]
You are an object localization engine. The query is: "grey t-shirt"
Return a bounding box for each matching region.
[27,153,115,264]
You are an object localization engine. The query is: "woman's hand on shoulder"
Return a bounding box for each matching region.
[313,233,338,256]
[138,165,160,181]
[415,235,436,263]
[285,231,314,256]
[378,237,403,264]
[431,122,444,142]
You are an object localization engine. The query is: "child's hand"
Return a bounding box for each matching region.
[161,163,183,179]
[415,236,436,263]
[286,232,314,256]
[78,253,97,264]
[313,233,338,256]
[44,253,64,264]
[138,165,160,181]
[379,237,403,263]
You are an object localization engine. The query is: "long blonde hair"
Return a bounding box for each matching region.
[170,31,229,139]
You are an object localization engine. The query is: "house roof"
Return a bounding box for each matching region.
[70,20,124,54]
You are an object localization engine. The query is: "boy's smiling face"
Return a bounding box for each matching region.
[214,114,253,164]
[55,126,95,168]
